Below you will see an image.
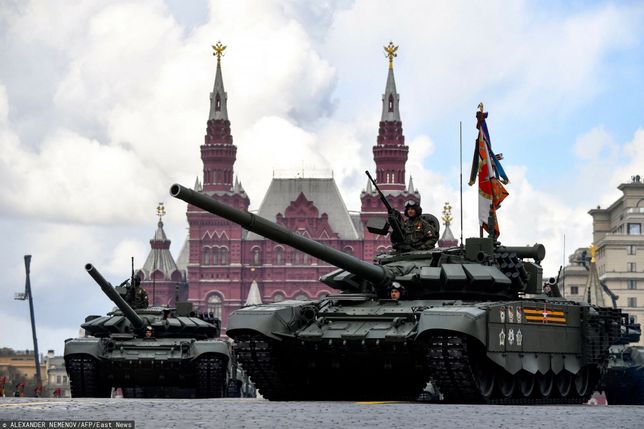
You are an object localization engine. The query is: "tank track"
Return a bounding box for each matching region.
[425,333,598,404]
[67,355,111,398]
[233,334,299,400]
[195,354,227,398]
[234,333,428,401]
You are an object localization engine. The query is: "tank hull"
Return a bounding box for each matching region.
[64,336,231,398]
[228,296,622,403]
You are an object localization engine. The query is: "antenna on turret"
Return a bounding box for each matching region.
[131,256,134,285]
[459,121,464,247]
[562,234,566,297]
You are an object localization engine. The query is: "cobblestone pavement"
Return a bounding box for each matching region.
[0,398,642,429]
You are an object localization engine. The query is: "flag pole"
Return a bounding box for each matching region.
[459,121,464,247]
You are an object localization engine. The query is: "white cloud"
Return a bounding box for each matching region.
[573,127,618,161]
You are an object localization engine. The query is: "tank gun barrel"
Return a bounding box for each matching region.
[85,263,146,331]
[170,184,391,287]
[498,244,546,262]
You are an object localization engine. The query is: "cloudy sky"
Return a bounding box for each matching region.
[1,0,643,356]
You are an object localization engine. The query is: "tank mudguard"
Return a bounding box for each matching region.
[416,307,487,343]
[487,351,580,375]
[192,340,231,360]
[227,301,313,340]
[63,337,103,360]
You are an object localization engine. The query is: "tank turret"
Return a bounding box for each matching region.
[171,183,542,299]
[85,263,146,332]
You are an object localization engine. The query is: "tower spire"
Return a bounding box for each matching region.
[202,41,236,192]
[209,41,229,121]
[373,41,407,192]
[381,42,401,122]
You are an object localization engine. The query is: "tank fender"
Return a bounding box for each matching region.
[488,353,581,375]
[63,337,103,360]
[551,355,564,374]
[227,301,316,341]
[564,356,581,373]
[191,340,231,361]
[488,354,522,375]
[416,307,487,344]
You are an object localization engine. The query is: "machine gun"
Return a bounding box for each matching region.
[365,171,405,242]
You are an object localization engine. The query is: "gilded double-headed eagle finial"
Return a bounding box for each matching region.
[212,41,227,64]
[589,243,597,263]
[157,202,166,222]
[442,202,453,226]
[384,41,398,70]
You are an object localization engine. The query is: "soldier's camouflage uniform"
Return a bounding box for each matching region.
[390,214,437,252]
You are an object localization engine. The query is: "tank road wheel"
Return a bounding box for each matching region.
[67,355,110,398]
[517,371,535,398]
[195,355,226,398]
[574,366,591,397]
[555,371,573,397]
[496,368,515,399]
[536,372,554,398]
[472,359,495,399]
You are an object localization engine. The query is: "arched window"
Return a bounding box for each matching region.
[202,247,210,265]
[219,247,228,265]
[388,94,394,112]
[294,251,302,265]
[273,293,284,303]
[215,94,222,111]
[211,247,220,265]
[343,246,353,256]
[274,247,284,265]
[251,247,262,265]
[207,294,222,319]
[303,253,310,265]
[294,293,309,301]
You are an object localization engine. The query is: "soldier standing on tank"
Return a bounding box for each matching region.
[390,201,437,252]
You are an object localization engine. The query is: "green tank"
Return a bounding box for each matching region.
[171,183,625,404]
[64,263,233,398]
[600,317,644,404]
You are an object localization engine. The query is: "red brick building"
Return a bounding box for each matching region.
[139,46,429,330]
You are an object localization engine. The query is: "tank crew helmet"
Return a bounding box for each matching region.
[404,200,422,217]
[390,281,405,292]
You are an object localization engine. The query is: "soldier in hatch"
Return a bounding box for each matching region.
[389,282,404,300]
[125,277,149,309]
[389,200,438,252]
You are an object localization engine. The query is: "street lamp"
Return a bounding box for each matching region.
[14,255,42,390]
